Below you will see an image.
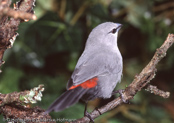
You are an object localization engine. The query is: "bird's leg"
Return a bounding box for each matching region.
[84,103,94,123]
[112,89,129,103]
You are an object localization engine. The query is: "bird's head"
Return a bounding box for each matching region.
[86,22,122,49]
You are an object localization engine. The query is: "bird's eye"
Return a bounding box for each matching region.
[111,28,117,34]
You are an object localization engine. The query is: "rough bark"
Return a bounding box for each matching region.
[0,0,36,67]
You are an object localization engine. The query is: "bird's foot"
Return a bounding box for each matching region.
[112,89,129,103]
[84,110,94,123]
[95,107,102,115]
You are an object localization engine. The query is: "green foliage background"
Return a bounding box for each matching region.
[1,0,174,122]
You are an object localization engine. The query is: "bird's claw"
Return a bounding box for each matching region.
[95,107,102,115]
[84,111,94,123]
[112,89,129,104]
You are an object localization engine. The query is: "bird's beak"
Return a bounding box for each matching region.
[117,24,122,30]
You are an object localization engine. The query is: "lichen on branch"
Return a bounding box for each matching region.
[0,0,37,68]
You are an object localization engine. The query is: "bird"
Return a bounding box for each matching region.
[45,22,123,121]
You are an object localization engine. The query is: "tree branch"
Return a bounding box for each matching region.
[145,84,170,98]
[0,85,44,106]
[0,0,55,122]
[0,6,37,20]
[0,85,54,123]
[0,0,36,68]
[73,34,174,123]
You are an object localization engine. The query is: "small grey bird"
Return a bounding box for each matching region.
[46,22,123,120]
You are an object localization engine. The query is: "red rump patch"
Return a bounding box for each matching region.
[69,77,98,90]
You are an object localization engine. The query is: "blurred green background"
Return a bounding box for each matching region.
[1,0,174,122]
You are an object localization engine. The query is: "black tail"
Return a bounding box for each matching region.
[45,87,88,114]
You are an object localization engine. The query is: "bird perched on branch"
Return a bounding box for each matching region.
[45,22,123,121]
